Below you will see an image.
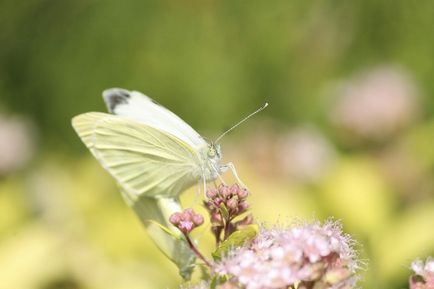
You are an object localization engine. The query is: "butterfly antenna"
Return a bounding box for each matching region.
[215,102,268,143]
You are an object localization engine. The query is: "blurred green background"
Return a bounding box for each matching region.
[0,1,433,288]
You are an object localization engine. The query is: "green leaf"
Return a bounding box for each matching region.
[210,275,229,289]
[212,224,258,260]
[146,219,181,240]
[219,203,229,220]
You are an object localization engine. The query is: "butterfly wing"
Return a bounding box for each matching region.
[72,112,202,198]
[121,189,195,279]
[72,112,199,279]
[102,88,206,149]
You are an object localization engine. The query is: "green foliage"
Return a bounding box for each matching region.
[0,0,433,150]
[212,225,258,261]
[0,1,433,288]
[210,275,229,289]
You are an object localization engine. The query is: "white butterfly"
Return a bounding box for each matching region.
[73,88,248,199]
[72,88,265,278]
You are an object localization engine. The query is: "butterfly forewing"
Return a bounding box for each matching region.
[103,88,206,148]
[72,112,202,198]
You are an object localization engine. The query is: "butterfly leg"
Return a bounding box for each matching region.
[223,162,248,189]
[202,173,208,197]
[212,164,226,185]
[217,174,226,184]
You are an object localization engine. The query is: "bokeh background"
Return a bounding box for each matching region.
[1,1,433,288]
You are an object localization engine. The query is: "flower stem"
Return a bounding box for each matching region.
[223,215,234,241]
[185,234,212,268]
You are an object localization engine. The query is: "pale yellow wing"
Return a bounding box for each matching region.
[72,112,202,198]
[120,190,195,279]
[72,112,199,278]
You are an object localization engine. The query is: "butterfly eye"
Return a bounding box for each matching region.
[207,148,216,158]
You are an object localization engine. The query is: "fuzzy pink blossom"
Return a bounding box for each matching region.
[330,66,419,143]
[410,257,434,289]
[277,127,336,183]
[0,115,35,175]
[214,220,360,289]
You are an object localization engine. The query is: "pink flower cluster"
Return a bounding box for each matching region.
[205,184,250,217]
[204,184,253,243]
[410,257,434,289]
[169,208,204,234]
[214,220,359,289]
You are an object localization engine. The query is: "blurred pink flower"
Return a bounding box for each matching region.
[215,220,360,289]
[233,123,336,183]
[331,66,420,142]
[0,114,35,175]
[410,257,434,289]
[277,127,336,183]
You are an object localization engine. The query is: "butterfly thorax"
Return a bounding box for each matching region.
[196,142,222,181]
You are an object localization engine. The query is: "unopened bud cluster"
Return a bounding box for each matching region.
[204,184,253,242]
[169,208,204,234]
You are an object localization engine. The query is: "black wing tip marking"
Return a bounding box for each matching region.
[150,98,162,106]
[102,88,131,112]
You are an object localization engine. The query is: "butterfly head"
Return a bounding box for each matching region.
[207,142,221,160]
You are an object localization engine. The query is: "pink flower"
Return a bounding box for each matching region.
[214,220,359,289]
[204,184,253,243]
[277,127,336,183]
[410,257,434,289]
[0,114,35,175]
[330,66,420,143]
[170,209,204,234]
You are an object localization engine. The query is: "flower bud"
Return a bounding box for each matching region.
[206,188,218,199]
[179,220,194,234]
[211,212,223,224]
[237,188,249,199]
[236,214,253,228]
[229,184,240,196]
[213,197,223,207]
[184,208,194,218]
[218,184,230,198]
[227,197,239,210]
[169,212,182,226]
[238,200,250,213]
[169,208,204,234]
[193,214,204,226]
[203,200,214,210]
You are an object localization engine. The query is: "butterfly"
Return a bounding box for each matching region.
[72,88,266,278]
[72,88,250,199]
